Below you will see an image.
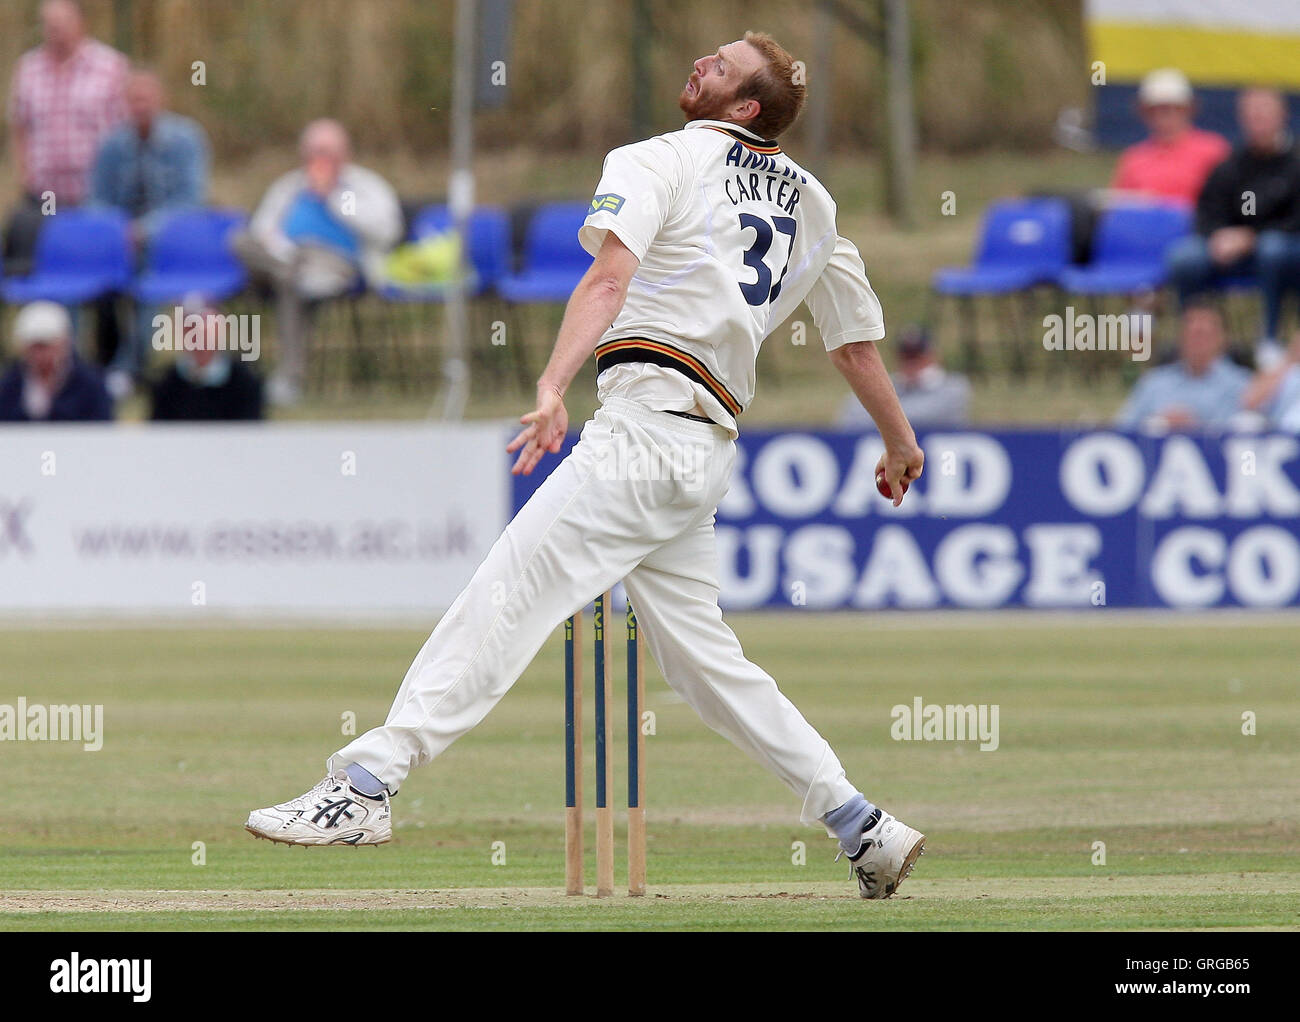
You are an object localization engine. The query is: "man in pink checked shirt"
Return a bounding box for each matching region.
[5,0,127,271]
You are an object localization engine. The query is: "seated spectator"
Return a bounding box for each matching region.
[92,69,208,245]
[1242,333,1300,431]
[234,119,402,405]
[91,67,211,397]
[4,0,127,273]
[149,297,263,421]
[0,301,112,422]
[1116,300,1249,431]
[838,326,970,429]
[1111,69,1229,207]
[1166,89,1300,360]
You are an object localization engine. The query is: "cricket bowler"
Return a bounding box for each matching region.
[247,31,928,898]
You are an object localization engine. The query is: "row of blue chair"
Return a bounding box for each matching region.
[930,197,1207,376]
[378,201,594,304]
[1,207,247,306]
[933,197,1195,298]
[4,195,1199,319]
[0,201,597,309]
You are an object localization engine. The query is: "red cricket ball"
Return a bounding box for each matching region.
[876,471,910,500]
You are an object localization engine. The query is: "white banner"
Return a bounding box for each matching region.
[0,424,509,614]
[1085,0,1300,32]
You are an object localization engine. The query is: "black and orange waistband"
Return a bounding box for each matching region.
[594,337,743,418]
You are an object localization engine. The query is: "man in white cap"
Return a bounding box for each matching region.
[1111,68,1229,207]
[0,301,113,421]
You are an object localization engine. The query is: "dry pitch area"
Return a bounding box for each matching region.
[1,614,1297,931]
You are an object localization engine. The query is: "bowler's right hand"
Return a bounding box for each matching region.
[876,441,924,507]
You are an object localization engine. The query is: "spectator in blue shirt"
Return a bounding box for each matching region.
[90,67,210,397]
[1117,300,1250,431]
[92,68,208,243]
[0,302,113,422]
[838,326,971,430]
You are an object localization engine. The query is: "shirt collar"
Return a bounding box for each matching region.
[41,39,88,70]
[686,118,774,140]
[683,118,759,138]
[684,119,782,153]
[1180,356,1228,380]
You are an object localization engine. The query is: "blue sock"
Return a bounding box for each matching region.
[344,762,387,798]
[824,793,878,857]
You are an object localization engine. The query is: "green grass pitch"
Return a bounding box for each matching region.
[2,614,1297,931]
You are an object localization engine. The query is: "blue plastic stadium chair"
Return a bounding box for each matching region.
[1057,202,1192,294]
[1,207,132,304]
[131,208,248,304]
[496,202,594,303]
[930,198,1073,376]
[932,198,1073,295]
[379,204,510,301]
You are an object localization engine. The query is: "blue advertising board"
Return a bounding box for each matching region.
[511,429,1300,609]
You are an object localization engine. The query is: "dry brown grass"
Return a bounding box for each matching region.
[0,0,1117,426]
[0,0,1088,169]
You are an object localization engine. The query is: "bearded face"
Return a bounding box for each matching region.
[678,42,763,125]
[679,69,740,122]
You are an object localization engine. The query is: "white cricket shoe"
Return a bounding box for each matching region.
[842,811,925,899]
[245,769,392,846]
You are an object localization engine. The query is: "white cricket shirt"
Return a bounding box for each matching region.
[580,118,884,436]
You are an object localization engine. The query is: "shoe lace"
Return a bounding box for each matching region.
[834,837,881,883]
[287,773,343,811]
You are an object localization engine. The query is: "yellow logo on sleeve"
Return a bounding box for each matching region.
[588,193,626,215]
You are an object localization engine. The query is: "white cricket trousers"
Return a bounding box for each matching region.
[335,396,858,828]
